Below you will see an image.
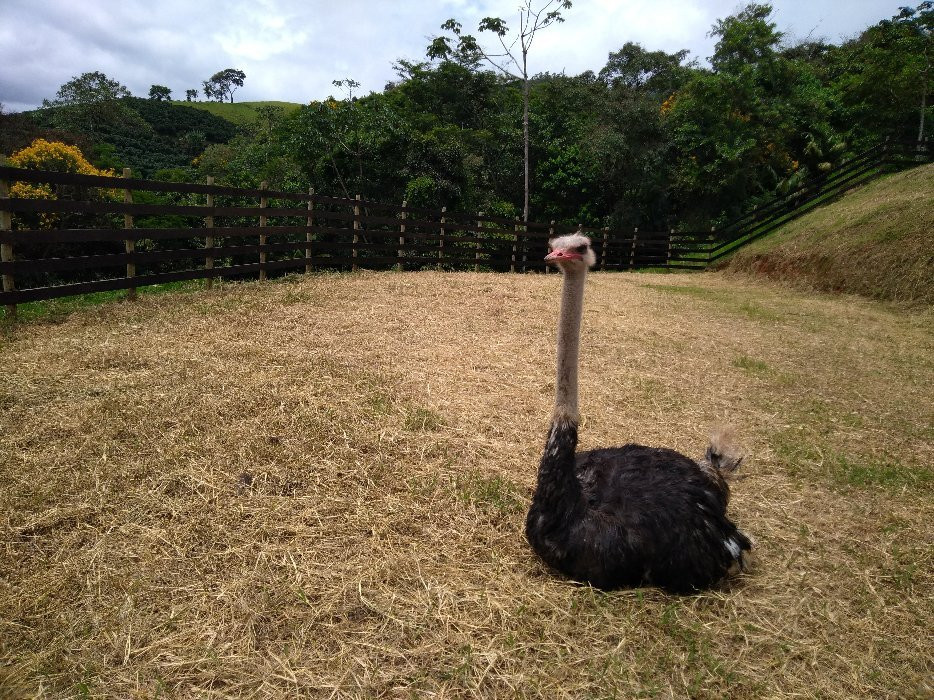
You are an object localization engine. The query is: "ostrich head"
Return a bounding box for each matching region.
[545,232,597,270]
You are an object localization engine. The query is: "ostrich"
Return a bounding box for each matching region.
[525,232,751,593]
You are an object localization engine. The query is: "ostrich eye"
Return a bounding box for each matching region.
[576,244,588,253]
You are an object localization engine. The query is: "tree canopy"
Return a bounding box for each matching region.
[149,85,172,101]
[203,69,247,103]
[42,71,132,107]
[238,2,929,228]
[428,1,573,221]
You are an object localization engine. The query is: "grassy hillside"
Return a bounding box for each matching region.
[17,98,239,176]
[2,272,931,698]
[173,100,303,125]
[124,97,239,142]
[722,163,934,304]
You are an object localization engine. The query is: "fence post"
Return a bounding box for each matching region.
[306,187,314,274]
[352,194,361,272]
[0,176,14,318]
[708,226,716,268]
[259,180,268,282]
[511,217,519,273]
[398,200,407,271]
[205,176,215,289]
[520,220,528,273]
[475,212,483,272]
[546,221,555,274]
[123,168,136,300]
[438,206,446,266]
[629,227,638,270]
[667,229,674,270]
[601,227,609,271]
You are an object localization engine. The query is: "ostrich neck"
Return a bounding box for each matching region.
[528,264,587,536]
[554,266,586,423]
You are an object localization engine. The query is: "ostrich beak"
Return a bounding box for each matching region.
[545,249,582,262]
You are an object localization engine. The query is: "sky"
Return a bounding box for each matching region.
[0,0,900,113]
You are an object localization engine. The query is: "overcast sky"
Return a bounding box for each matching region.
[1,0,898,113]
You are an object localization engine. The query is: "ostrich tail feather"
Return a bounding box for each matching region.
[702,425,744,477]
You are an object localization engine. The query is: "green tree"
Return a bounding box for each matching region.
[830,2,932,142]
[149,85,172,101]
[284,86,409,201]
[591,44,698,229]
[386,59,523,212]
[39,71,145,137]
[197,113,302,192]
[428,1,572,221]
[203,69,246,103]
[598,42,693,95]
[663,3,841,224]
[526,73,602,225]
[42,71,131,107]
[708,2,782,73]
[185,89,198,101]
[902,1,934,139]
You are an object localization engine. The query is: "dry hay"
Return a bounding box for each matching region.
[1,270,932,699]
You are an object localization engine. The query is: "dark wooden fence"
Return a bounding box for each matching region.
[704,138,930,263]
[0,168,706,313]
[0,138,928,314]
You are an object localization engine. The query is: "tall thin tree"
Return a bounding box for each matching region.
[429,1,572,222]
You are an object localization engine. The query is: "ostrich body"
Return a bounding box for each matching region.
[525,233,751,593]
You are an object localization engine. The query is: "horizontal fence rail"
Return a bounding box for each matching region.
[705,138,930,262]
[0,138,928,312]
[0,169,709,310]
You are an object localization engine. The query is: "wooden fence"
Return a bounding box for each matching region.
[704,138,930,262]
[0,168,707,313]
[0,138,928,314]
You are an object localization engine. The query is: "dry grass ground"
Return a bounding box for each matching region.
[1,271,932,699]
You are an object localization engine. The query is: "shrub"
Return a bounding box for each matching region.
[8,138,118,230]
[9,138,112,175]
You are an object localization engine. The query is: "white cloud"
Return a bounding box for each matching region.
[0,0,903,113]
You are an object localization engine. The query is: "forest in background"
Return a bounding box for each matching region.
[1,2,931,231]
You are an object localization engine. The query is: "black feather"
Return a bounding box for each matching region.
[526,420,751,593]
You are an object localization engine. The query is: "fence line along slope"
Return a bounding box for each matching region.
[0,138,927,312]
[721,161,934,303]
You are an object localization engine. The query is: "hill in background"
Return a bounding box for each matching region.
[5,97,242,177]
[3,99,305,177]
[173,100,302,126]
[722,163,934,304]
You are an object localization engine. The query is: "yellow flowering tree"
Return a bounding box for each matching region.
[8,138,117,229]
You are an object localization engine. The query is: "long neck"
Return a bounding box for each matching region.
[528,266,587,532]
[538,265,586,489]
[554,266,586,424]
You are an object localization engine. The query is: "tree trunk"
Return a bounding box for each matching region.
[522,49,530,223]
[920,87,927,143]
[919,58,929,143]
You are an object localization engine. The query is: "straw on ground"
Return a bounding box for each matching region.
[1,271,932,698]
